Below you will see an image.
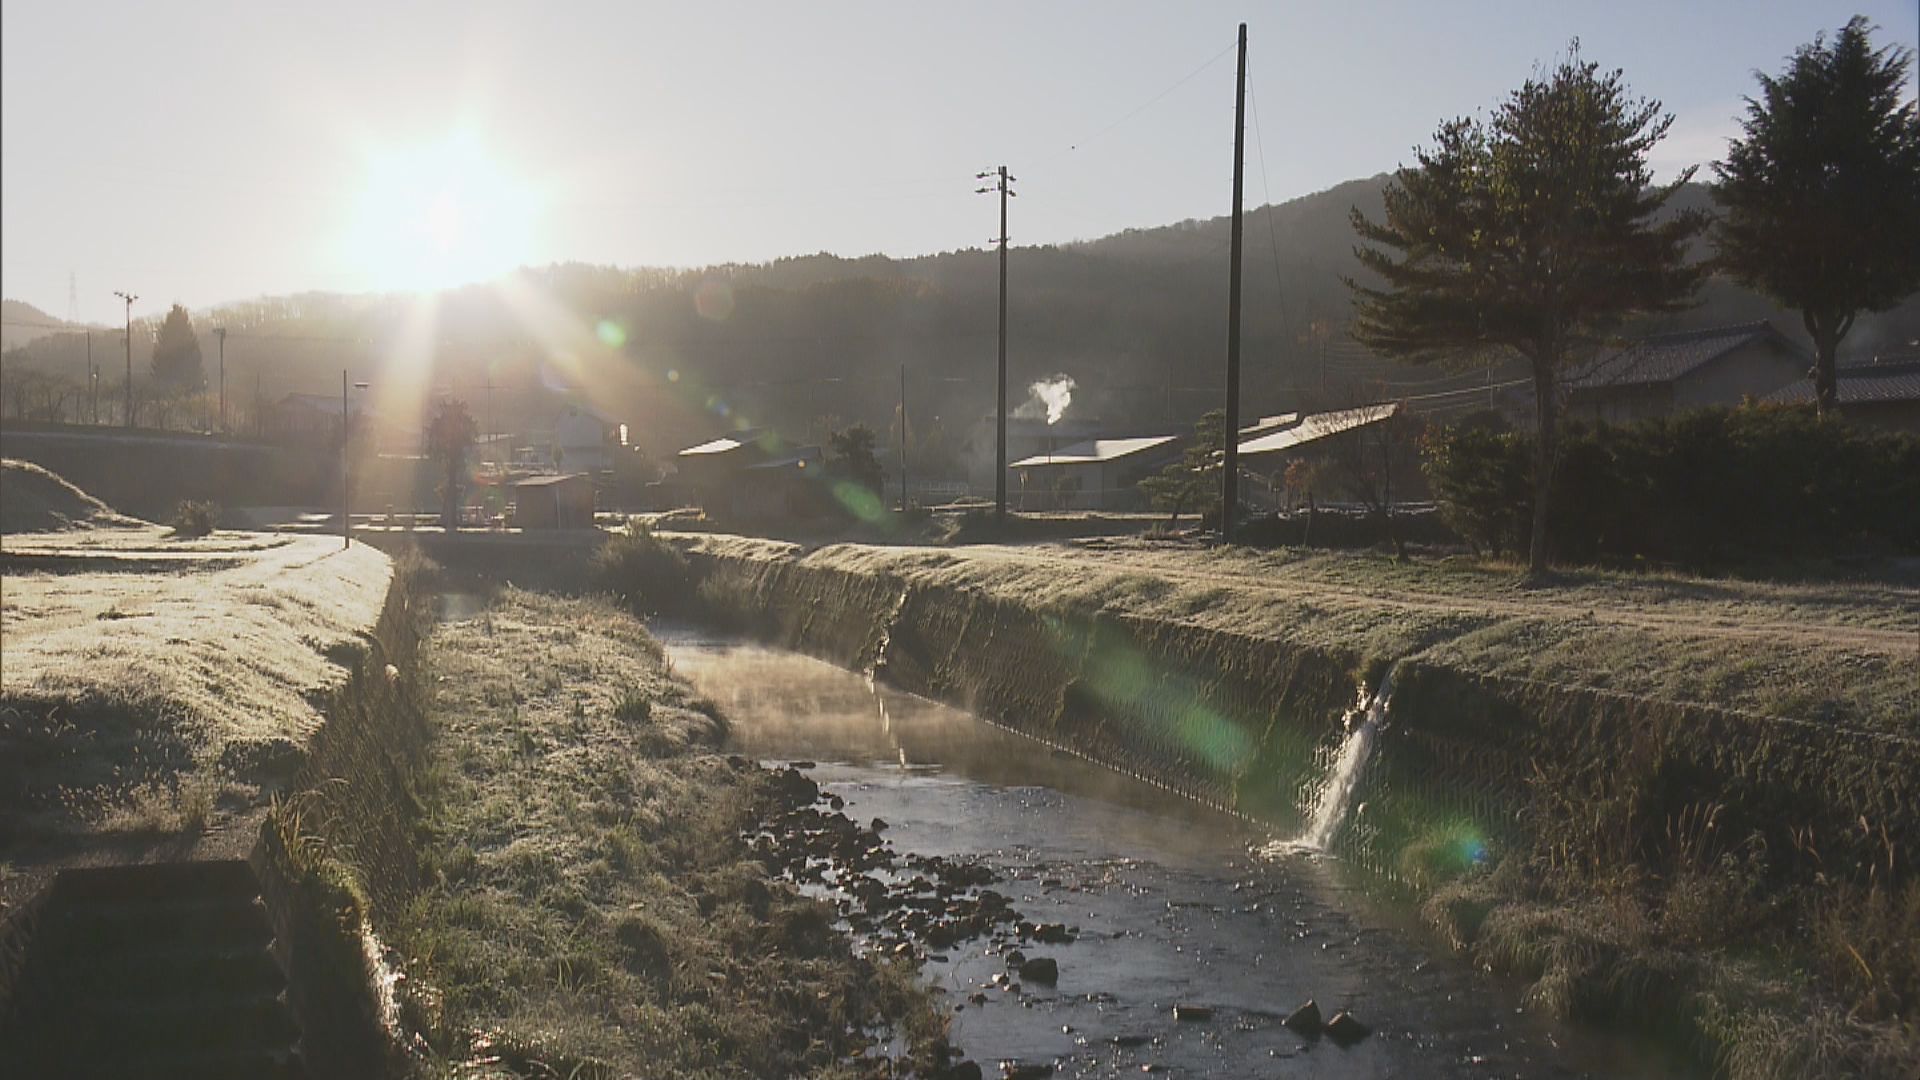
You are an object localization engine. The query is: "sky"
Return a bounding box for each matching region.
[4,1,1915,325]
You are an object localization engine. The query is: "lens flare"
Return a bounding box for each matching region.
[596,319,627,348]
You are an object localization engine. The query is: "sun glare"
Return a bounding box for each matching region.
[342,129,542,292]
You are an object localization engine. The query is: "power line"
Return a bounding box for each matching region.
[1050,39,1239,160]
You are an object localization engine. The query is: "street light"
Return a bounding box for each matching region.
[343,371,370,548]
[112,291,137,427]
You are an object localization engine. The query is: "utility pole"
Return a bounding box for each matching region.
[215,327,227,433]
[343,369,352,548]
[976,165,1016,519]
[113,292,138,428]
[1220,23,1248,541]
[86,330,95,424]
[898,362,908,512]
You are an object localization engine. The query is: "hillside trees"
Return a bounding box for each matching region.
[1712,16,1920,416]
[1348,46,1706,575]
[150,304,204,390]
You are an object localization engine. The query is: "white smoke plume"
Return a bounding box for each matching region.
[1014,374,1076,425]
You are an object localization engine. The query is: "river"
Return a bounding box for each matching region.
[657,626,1689,1080]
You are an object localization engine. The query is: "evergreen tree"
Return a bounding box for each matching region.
[150,304,204,390]
[1138,409,1225,525]
[1347,46,1705,575]
[1712,17,1920,416]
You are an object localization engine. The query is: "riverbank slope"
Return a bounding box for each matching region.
[672,531,1920,1077]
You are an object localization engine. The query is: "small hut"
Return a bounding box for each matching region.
[514,473,595,529]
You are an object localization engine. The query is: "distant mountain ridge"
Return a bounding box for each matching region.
[5,176,1916,454]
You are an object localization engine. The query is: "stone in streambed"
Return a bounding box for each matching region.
[1282,999,1322,1035]
[1017,956,1058,984]
[1171,1003,1213,1022]
[1324,1010,1371,1045]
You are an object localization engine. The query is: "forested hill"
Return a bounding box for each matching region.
[5,177,1916,457]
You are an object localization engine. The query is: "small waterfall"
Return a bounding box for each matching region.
[1296,666,1395,851]
[863,587,911,685]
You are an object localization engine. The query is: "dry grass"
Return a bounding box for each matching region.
[1,520,391,838]
[398,589,937,1078]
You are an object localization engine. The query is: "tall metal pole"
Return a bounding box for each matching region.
[1221,23,1248,541]
[898,362,908,512]
[996,165,1010,520]
[86,331,95,424]
[114,291,137,428]
[342,369,351,548]
[215,327,227,433]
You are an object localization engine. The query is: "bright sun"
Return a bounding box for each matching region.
[342,129,543,292]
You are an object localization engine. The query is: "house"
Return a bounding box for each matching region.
[1761,356,1920,432]
[513,472,595,529]
[964,416,1105,495]
[552,404,617,472]
[1565,322,1809,423]
[673,429,832,518]
[1011,435,1181,511]
[1237,402,1423,507]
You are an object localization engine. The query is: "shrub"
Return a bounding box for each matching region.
[1422,404,1920,567]
[169,499,218,537]
[593,520,692,613]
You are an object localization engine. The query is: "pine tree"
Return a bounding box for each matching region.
[1347,45,1705,575]
[150,304,205,390]
[1712,17,1920,416]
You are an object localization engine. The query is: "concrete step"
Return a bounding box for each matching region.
[51,894,274,953]
[52,940,286,1000]
[48,860,260,906]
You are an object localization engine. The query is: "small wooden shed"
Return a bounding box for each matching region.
[514,473,595,529]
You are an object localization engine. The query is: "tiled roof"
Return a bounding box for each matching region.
[1012,435,1179,468]
[1238,402,1401,456]
[1566,323,1805,390]
[1762,361,1920,406]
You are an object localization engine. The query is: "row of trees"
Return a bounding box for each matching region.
[1349,18,1920,574]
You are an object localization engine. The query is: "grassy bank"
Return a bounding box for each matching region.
[1,460,392,848]
[395,588,940,1078]
[670,532,1920,1077]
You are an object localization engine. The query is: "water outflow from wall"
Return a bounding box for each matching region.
[863,587,912,686]
[1298,666,1395,850]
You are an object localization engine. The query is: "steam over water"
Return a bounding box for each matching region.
[657,627,1687,1079]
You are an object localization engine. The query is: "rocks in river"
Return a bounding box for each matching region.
[1004,949,1026,967]
[769,766,818,806]
[1282,999,1322,1035]
[790,760,817,770]
[943,1062,984,1080]
[1017,956,1058,984]
[1324,1010,1371,1045]
[1171,1003,1213,1022]
[871,816,889,831]
[1110,1034,1152,1048]
[999,1060,1055,1079]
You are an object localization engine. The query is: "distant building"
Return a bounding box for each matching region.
[513,472,595,529]
[672,429,831,519]
[1761,356,1920,432]
[964,416,1105,495]
[1565,322,1809,423]
[553,404,617,472]
[1012,435,1181,511]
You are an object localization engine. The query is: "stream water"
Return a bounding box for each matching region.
[657,626,1690,1080]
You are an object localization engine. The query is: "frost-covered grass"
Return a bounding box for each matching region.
[677,533,1920,732]
[398,589,938,1078]
[1,524,391,839]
